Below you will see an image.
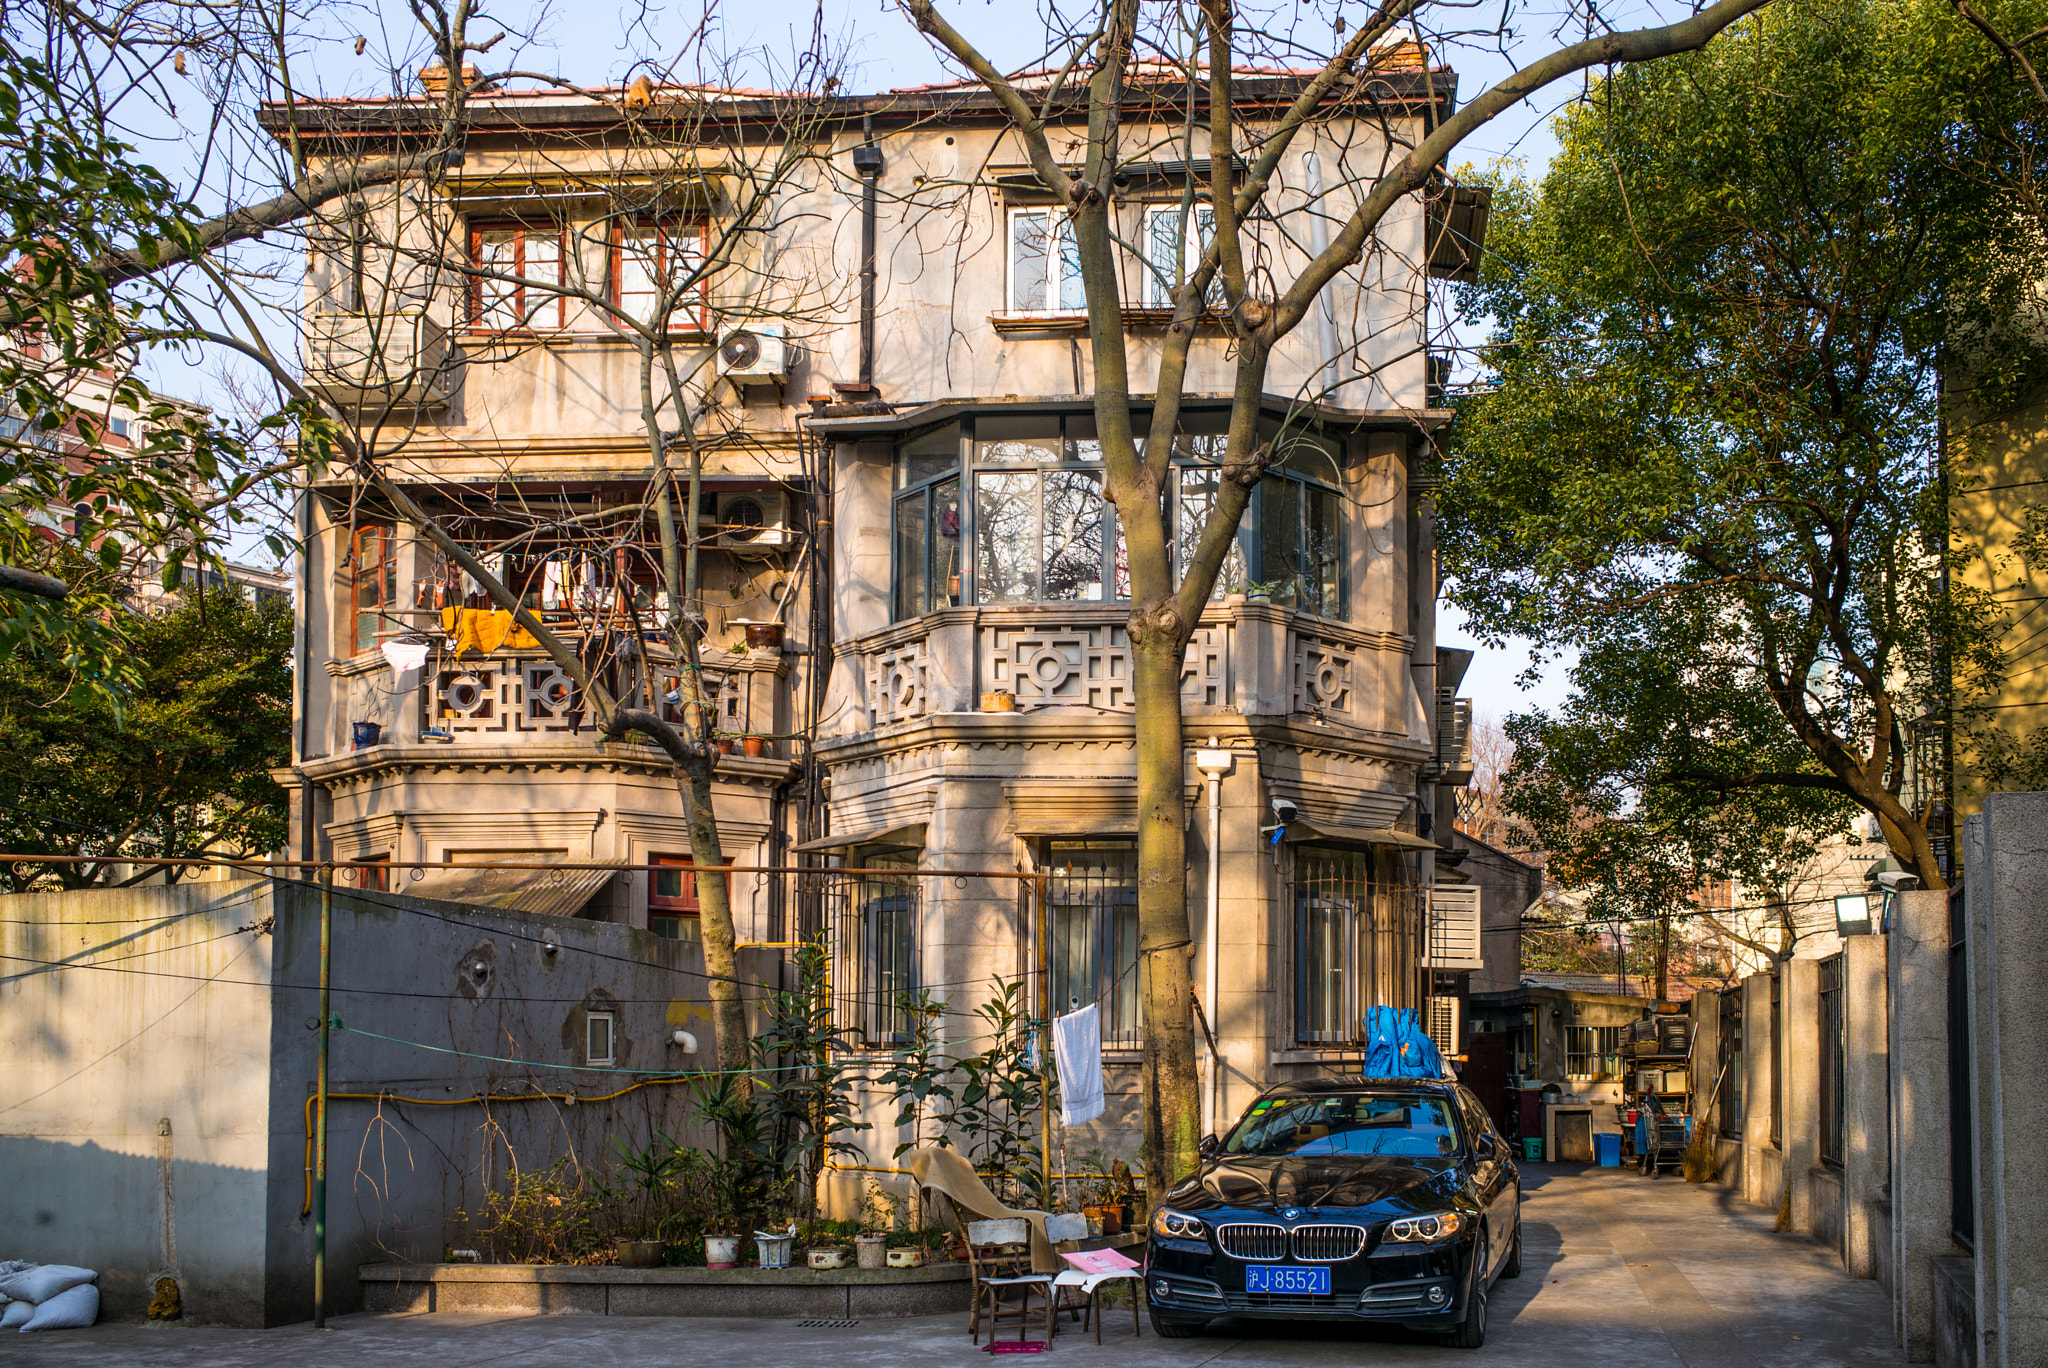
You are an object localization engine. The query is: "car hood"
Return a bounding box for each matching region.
[1162,1155,1463,1217]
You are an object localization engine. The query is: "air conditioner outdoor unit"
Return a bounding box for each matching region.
[717,327,789,385]
[302,310,453,408]
[705,490,793,552]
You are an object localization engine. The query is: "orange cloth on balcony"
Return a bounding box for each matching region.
[442,607,540,658]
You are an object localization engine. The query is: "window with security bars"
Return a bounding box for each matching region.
[827,848,920,1047]
[1719,988,1745,1137]
[1819,954,1845,1168]
[1293,847,1424,1044]
[1564,1025,1624,1080]
[1046,839,1140,1049]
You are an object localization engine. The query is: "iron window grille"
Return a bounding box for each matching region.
[827,848,921,1048]
[1818,954,1846,1168]
[1719,988,1745,1137]
[1293,846,1424,1045]
[1046,839,1141,1050]
[1564,1025,1625,1081]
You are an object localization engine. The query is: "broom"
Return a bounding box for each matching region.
[1682,1059,1728,1184]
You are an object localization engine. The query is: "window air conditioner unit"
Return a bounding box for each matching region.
[717,327,789,385]
[1421,885,1484,970]
[705,490,793,553]
[302,310,452,408]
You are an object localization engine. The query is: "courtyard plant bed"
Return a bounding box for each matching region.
[358,1260,971,1318]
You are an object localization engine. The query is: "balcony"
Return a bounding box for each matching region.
[302,310,453,408]
[845,602,1415,732]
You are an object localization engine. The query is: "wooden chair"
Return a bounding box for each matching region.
[964,1217,1055,1345]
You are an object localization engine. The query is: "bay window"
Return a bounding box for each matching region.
[889,409,1346,623]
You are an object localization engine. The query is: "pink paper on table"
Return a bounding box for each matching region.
[1060,1247,1141,1274]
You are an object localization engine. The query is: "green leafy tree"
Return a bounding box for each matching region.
[1442,0,2048,890]
[0,582,292,889]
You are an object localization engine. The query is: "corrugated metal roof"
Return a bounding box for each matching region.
[404,864,617,917]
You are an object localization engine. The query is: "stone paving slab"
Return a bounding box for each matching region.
[2,1166,1904,1367]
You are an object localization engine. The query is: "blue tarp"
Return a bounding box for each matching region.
[1361,1006,1445,1079]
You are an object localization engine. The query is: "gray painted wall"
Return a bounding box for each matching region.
[3,877,742,1326]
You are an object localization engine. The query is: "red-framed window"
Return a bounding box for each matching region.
[467,221,565,330]
[610,220,709,332]
[351,522,397,654]
[650,853,728,941]
[352,854,391,892]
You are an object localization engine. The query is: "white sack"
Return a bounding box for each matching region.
[0,1301,33,1330]
[20,1284,97,1332]
[0,1265,95,1304]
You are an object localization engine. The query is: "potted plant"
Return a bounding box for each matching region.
[856,1231,889,1269]
[742,733,769,758]
[610,1134,683,1268]
[1240,579,1283,606]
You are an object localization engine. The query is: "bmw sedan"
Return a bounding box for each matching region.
[1144,1078,1521,1348]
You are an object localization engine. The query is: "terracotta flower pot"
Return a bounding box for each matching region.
[714,737,735,754]
[743,735,767,758]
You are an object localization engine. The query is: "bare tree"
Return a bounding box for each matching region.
[894,0,1776,1181]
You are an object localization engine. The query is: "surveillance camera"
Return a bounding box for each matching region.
[1876,871,1920,891]
[1271,798,1298,825]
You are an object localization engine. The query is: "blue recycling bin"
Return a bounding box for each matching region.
[1595,1132,1622,1167]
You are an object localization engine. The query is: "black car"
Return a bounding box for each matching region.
[1144,1077,1521,1348]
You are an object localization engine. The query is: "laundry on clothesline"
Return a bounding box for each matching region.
[441,608,540,658]
[1053,1003,1105,1127]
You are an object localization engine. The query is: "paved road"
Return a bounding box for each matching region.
[7,1165,1902,1367]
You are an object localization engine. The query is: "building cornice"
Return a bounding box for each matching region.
[292,741,798,787]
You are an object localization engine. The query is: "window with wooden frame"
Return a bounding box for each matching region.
[1008,207,1084,314]
[467,221,565,330]
[1140,203,1220,308]
[351,854,392,892]
[610,219,709,332]
[350,522,397,654]
[649,853,719,941]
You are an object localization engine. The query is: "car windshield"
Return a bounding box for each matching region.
[1221,1094,1461,1158]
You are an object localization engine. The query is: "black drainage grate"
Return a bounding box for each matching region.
[794,1319,861,1328]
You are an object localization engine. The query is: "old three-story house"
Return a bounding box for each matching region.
[267,46,1484,1174]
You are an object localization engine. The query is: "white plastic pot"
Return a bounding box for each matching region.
[704,1234,741,1269]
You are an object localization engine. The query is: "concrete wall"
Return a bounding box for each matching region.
[2,878,745,1326]
[1890,888,1961,1363]
[1452,831,1542,997]
[1964,796,2048,1368]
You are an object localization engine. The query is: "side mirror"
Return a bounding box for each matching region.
[1198,1134,1220,1158]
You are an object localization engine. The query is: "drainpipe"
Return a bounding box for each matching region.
[1194,740,1236,1138]
[851,115,884,392]
[1302,153,1342,404]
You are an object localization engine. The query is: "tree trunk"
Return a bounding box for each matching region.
[1132,636,1201,1184]
[676,753,749,1077]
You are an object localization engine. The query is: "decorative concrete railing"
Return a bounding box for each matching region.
[844,604,1413,731]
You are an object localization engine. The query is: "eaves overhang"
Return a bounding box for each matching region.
[806,394,1452,439]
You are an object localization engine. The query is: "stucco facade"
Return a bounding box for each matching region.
[270,57,1479,1179]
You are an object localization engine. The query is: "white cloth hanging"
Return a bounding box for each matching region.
[541,559,563,610]
[380,640,430,679]
[1054,1004,1105,1127]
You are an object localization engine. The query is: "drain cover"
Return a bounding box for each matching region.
[794,1319,860,1328]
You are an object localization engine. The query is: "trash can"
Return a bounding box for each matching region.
[1595,1133,1622,1167]
[1521,1136,1544,1162]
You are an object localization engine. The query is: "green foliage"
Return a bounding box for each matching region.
[873,990,954,1160]
[1440,0,2046,886]
[944,976,1055,1209]
[0,583,292,889]
[746,941,871,1214]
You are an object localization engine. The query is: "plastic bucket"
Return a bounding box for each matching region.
[1521,1137,1544,1162]
[1595,1133,1622,1167]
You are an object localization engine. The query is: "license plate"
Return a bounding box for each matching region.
[1245,1265,1330,1296]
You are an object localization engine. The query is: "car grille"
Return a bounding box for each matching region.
[1292,1224,1367,1261]
[1215,1223,1288,1260]
[1223,1292,1349,1312]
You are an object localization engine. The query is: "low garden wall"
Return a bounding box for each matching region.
[359,1261,972,1318]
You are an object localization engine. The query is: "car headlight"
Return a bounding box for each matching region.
[1151,1208,1208,1240]
[1383,1212,1463,1243]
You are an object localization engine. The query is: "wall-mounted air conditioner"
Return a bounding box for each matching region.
[704,490,793,553]
[717,327,789,386]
